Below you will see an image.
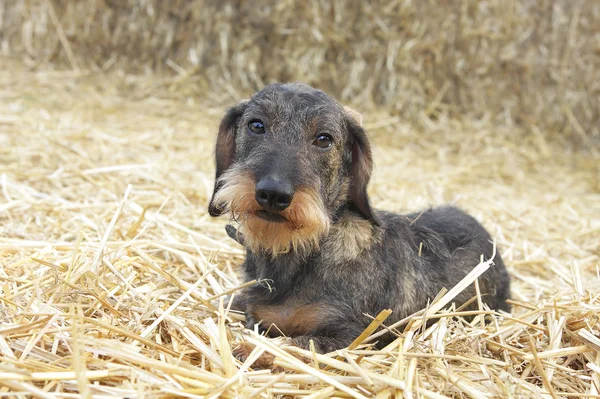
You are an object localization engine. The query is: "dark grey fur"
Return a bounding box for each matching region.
[209,83,511,353]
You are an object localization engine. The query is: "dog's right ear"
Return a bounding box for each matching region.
[345,107,380,226]
[208,101,248,216]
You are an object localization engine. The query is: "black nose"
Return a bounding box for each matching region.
[255,177,294,212]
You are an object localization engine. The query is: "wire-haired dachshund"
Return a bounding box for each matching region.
[208,83,510,357]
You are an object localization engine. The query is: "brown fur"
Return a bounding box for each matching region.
[247,302,330,337]
[212,166,330,255]
[232,341,311,371]
[232,342,281,371]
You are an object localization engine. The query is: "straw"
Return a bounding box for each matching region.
[0,25,599,396]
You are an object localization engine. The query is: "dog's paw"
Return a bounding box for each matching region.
[233,342,283,372]
[244,312,260,330]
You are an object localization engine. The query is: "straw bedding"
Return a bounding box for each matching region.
[1,58,598,398]
[1,1,599,397]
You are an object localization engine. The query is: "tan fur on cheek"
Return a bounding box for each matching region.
[211,168,257,221]
[211,168,330,255]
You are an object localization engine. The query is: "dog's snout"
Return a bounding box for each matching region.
[255,178,294,212]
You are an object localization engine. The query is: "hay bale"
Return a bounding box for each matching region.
[0,58,599,398]
[2,0,599,147]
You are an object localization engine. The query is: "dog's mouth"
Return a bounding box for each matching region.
[254,210,288,223]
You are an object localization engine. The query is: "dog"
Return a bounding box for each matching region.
[208,83,511,357]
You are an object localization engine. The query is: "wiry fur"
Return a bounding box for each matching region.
[208,83,511,364]
[212,167,330,255]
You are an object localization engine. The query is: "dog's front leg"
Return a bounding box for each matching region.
[216,292,247,313]
[233,326,360,371]
[290,333,355,354]
[232,334,351,372]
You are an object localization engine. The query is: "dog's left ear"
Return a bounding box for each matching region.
[208,100,248,216]
[345,107,380,226]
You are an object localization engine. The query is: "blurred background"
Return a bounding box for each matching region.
[3,0,599,147]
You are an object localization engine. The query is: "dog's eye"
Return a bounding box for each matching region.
[248,120,265,134]
[313,134,333,148]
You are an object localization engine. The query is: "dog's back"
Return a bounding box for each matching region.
[400,206,510,313]
[324,206,511,337]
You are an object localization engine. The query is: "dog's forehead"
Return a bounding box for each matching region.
[246,84,344,129]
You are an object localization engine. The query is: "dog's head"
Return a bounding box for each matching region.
[209,83,377,255]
